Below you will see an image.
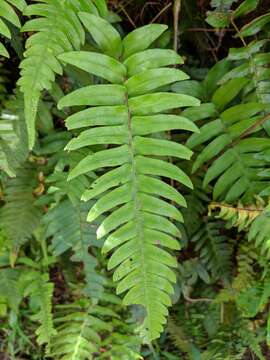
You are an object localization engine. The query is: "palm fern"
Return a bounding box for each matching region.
[18,0,108,149]
[57,14,200,341]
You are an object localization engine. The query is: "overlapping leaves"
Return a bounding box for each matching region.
[57,13,200,341]
[0,0,26,57]
[18,0,107,149]
[187,76,270,203]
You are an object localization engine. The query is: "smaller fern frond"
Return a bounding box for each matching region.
[18,0,108,149]
[248,204,270,259]
[0,164,42,250]
[191,219,232,280]
[45,198,106,301]
[21,270,57,346]
[208,200,264,232]
[0,93,28,177]
[50,299,113,360]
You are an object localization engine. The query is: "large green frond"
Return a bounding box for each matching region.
[57,15,200,342]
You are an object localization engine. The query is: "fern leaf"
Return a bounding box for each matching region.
[50,299,112,360]
[191,220,232,280]
[57,15,200,342]
[31,273,57,346]
[18,0,107,149]
[0,93,28,176]
[208,200,264,231]
[45,199,106,301]
[187,87,270,202]
[248,204,270,259]
[219,13,270,134]
[21,270,57,346]
[0,164,42,250]
[0,0,26,57]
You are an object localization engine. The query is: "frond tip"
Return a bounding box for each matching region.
[58,15,200,342]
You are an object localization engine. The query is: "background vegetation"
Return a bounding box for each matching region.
[1,0,270,359]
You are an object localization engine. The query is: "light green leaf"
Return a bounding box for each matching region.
[126,68,189,96]
[58,51,126,84]
[123,24,167,59]
[58,85,126,108]
[78,12,122,58]
[129,93,200,115]
[124,49,183,76]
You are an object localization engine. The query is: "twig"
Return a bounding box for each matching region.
[119,4,136,28]
[151,2,172,23]
[184,294,213,303]
[173,0,181,52]
[187,28,234,32]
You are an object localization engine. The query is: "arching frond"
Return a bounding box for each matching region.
[57,14,200,341]
[187,79,270,203]
[18,0,108,149]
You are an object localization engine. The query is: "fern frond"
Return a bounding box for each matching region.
[191,219,232,280]
[167,317,200,358]
[0,164,42,249]
[0,0,26,57]
[0,268,21,312]
[50,299,113,360]
[20,270,56,346]
[208,200,264,231]
[18,0,107,149]
[45,198,106,301]
[234,240,258,292]
[0,93,28,177]
[220,12,270,134]
[187,84,270,202]
[57,15,200,341]
[248,204,270,259]
[30,273,57,346]
[50,293,142,360]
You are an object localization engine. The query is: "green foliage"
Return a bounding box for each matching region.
[18,0,108,149]
[21,270,57,346]
[50,296,141,360]
[187,76,270,202]
[208,200,264,231]
[0,164,43,250]
[57,14,200,342]
[0,0,26,57]
[0,93,28,176]
[1,1,270,359]
[45,198,106,301]
[248,204,270,258]
[191,219,232,280]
